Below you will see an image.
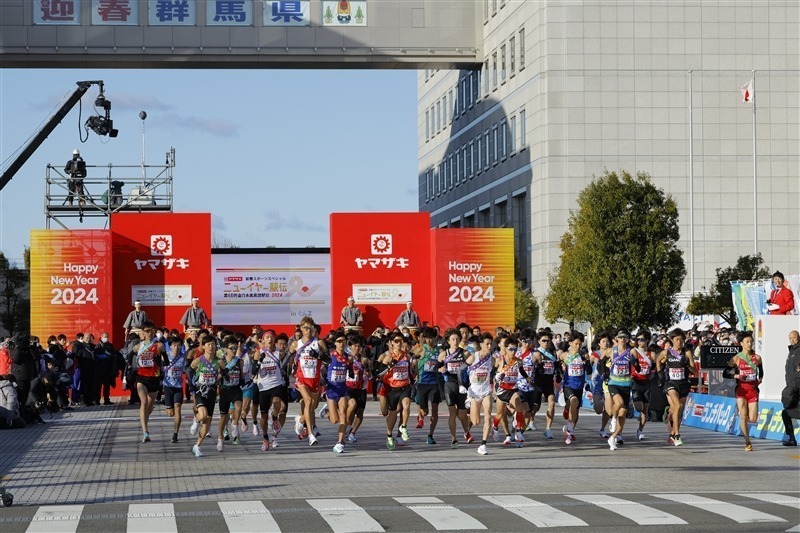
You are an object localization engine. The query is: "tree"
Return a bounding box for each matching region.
[544,169,686,330]
[0,252,30,336]
[686,253,770,327]
[514,281,538,329]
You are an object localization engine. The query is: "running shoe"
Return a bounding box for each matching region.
[171,433,178,444]
[563,406,569,420]
[239,420,246,432]
[477,444,488,455]
[271,437,279,448]
[216,439,224,452]
[223,429,230,441]
[272,419,281,436]
[416,415,424,429]
[616,436,624,446]
[399,425,410,441]
[492,427,500,442]
[309,434,318,446]
[744,443,753,452]
[609,416,617,433]
[527,420,537,432]
[608,435,618,451]
[564,432,573,445]
[232,426,239,439]
[451,439,459,449]
[514,430,524,443]
[300,426,309,440]
[673,434,683,446]
[142,432,150,443]
[190,420,198,436]
[502,435,513,446]
[318,405,329,418]
[348,432,358,444]
[600,429,608,439]
[387,436,396,450]
[782,439,798,447]
[294,415,303,436]
[252,423,260,436]
[261,439,270,452]
[465,432,474,444]
[667,434,676,446]
[333,442,345,454]
[192,445,203,458]
[543,428,554,440]
[232,436,240,445]
[426,435,436,445]
[313,427,321,437]
[636,430,645,441]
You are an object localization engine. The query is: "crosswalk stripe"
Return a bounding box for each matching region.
[26,505,84,533]
[394,497,486,530]
[307,499,384,533]
[651,494,787,524]
[786,525,800,533]
[127,503,178,532]
[567,494,687,525]
[480,495,588,528]
[218,501,281,533]
[736,493,800,509]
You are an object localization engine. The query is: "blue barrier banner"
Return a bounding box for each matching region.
[682,393,799,441]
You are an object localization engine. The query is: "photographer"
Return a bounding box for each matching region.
[25,372,57,423]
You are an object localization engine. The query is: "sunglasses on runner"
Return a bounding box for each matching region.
[226,346,237,351]
[539,338,550,343]
[335,339,346,344]
[391,338,403,343]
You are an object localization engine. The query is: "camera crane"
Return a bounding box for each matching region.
[0,80,117,192]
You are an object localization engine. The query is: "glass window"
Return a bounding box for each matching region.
[501,44,507,82]
[425,169,431,201]
[436,101,441,131]
[519,28,525,69]
[425,110,429,140]
[510,36,516,74]
[492,51,498,88]
[468,141,474,177]
[476,136,482,172]
[492,125,498,164]
[461,146,467,182]
[483,60,490,94]
[501,120,508,159]
[484,130,490,169]
[520,109,527,148]
[461,78,468,114]
[468,72,474,108]
[510,115,517,152]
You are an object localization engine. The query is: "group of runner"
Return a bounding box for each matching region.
[124,319,764,457]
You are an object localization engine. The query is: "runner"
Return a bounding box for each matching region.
[605,329,639,451]
[326,332,351,453]
[289,317,327,446]
[531,330,559,439]
[560,331,589,445]
[189,334,220,458]
[376,332,414,450]
[589,331,614,438]
[631,330,655,441]
[413,327,441,444]
[162,336,187,444]
[254,331,286,451]
[725,331,763,451]
[238,339,258,437]
[466,333,495,455]
[345,336,369,444]
[514,331,537,434]
[656,328,696,446]
[130,323,166,443]
[493,335,527,447]
[216,336,244,451]
[438,328,472,448]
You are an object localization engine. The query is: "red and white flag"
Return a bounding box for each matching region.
[741,79,754,103]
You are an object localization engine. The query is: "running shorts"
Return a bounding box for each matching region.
[195,389,217,416]
[242,383,255,401]
[607,385,631,405]
[533,378,555,400]
[443,381,466,410]
[295,376,320,394]
[136,375,161,393]
[735,382,759,404]
[164,386,183,409]
[416,383,441,411]
[258,385,285,414]
[663,380,691,398]
[347,388,367,411]
[387,385,412,412]
[631,381,651,404]
[563,386,583,403]
[521,387,541,408]
[218,387,243,415]
[326,383,349,402]
[496,388,516,404]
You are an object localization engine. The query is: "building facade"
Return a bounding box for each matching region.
[418,0,799,320]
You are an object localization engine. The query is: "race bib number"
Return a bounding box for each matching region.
[503,369,518,383]
[392,368,409,381]
[139,355,154,368]
[638,359,651,375]
[168,368,182,380]
[568,361,583,377]
[668,368,684,381]
[542,361,555,375]
[740,366,757,382]
[331,368,346,383]
[424,359,438,373]
[447,362,461,374]
[301,357,317,378]
[612,362,630,377]
[474,369,489,383]
[198,372,214,385]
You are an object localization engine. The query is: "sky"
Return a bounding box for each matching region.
[0,68,419,264]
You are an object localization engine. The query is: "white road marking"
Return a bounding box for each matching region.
[394,496,486,530]
[126,503,178,532]
[219,501,281,532]
[307,498,384,533]
[26,505,84,533]
[651,494,787,524]
[568,494,687,525]
[481,495,588,527]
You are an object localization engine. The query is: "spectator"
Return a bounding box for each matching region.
[10,333,37,407]
[781,330,800,446]
[767,271,795,315]
[94,332,119,405]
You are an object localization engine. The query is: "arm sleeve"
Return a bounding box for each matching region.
[757,363,764,381]
[777,289,795,314]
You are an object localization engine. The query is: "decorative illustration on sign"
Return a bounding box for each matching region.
[371,234,392,255]
[354,4,364,24]
[150,235,172,256]
[337,0,350,23]
[355,233,408,269]
[324,4,333,24]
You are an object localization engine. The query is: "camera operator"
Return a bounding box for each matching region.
[10,333,37,408]
[64,148,87,206]
[26,372,57,423]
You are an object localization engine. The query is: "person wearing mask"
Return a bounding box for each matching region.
[93,332,119,406]
[780,330,800,446]
[767,271,796,315]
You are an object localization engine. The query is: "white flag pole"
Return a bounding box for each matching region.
[688,70,695,294]
[752,70,757,256]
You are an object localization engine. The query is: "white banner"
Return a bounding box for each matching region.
[206,0,253,26]
[321,0,366,26]
[212,252,331,325]
[264,1,310,26]
[132,285,193,306]
[33,0,81,25]
[352,284,412,305]
[149,0,197,25]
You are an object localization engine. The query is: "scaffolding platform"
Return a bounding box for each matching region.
[44,148,174,229]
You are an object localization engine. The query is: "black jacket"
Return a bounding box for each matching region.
[786,342,800,387]
[11,337,37,385]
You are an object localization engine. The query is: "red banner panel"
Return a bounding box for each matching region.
[111,213,211,343]
[329,213,431,334]
[431,228,515,332]
[29,230,113,342]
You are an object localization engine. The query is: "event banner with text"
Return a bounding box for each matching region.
[30,230,112,341]
[431,228,515,332]
[111,213,211,342]
[330,213,431,334]
[211,251,332,327]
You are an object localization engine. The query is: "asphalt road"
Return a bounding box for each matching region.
[0,399,797,532]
